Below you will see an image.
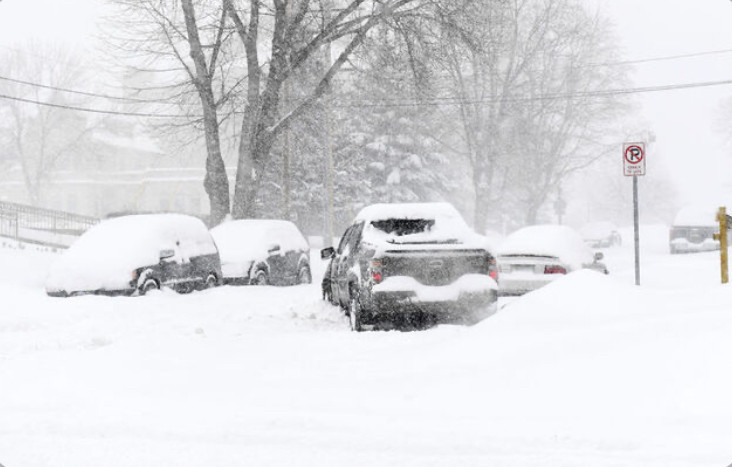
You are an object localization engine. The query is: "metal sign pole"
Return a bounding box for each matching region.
[633,175,640,286]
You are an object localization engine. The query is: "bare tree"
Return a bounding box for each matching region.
[106,0,424,223]
[429,0,627,229]
[0,46,94,206]
[106,0,236,225]
[223,0,423,218]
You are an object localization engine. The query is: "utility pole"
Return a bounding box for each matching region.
[282,79,291,220]
[323,0,335,247]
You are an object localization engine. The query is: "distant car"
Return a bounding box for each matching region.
[497,224,607,296]
[580,221,622,248]
[210,219,311,285]
[321,202,498,331]
[45,214,222,297]
[669,206,719,254]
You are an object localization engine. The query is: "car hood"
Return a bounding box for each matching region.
[45,252,143,293]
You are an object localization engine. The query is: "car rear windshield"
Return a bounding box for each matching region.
[371,219,435,236]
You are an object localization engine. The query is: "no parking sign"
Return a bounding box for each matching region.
[623,142,646,176]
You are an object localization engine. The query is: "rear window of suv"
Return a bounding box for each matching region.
[371,219,435,236]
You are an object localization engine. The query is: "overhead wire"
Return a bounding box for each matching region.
[0,92,191,118]
[3,46,732,116]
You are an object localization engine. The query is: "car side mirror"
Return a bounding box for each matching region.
[267,244,281,254]
[160,249,175,261]
[594,251,604,262]
[321,247,335,259]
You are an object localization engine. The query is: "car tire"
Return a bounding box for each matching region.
[297,265,312,284]
[253,269,268,286]
[139,278,159,295]
[348,290,363,332]
[204,273,217,289]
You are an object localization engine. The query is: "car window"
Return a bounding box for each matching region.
[337,226,353,255]
[371,218,434,236]
[344,222,364,256]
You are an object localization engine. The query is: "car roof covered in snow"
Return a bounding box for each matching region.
[673,206,717,227]
[498,224,593,269]
[353,202,490,251]
[354,202,464,224]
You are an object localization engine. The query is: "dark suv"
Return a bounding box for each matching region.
[321,203,498,331]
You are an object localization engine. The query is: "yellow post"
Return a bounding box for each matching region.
[714,206,728,284]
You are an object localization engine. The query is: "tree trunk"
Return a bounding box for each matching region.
[472,166,487,233]
[181,0,230,226]
[201,102,230,226]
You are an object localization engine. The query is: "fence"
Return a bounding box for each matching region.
[0,201,99,248]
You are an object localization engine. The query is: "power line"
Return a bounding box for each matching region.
[3,76,732,117]
[327,78,732,108]
[0,74,171,104]
[590,47,732,68]
[0,92,189,118]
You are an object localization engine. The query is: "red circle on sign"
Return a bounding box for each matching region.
[624,145,644,164]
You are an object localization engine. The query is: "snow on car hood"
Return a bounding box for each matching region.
[498,225,594,270]
[45,214,215,293]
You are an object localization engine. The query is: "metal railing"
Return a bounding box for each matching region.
[0,201,99,248]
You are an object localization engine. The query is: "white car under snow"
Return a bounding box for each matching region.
[497,224,607,296]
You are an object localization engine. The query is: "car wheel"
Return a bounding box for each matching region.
[348,291,363,332]
[297,265,312,284]
[253,269,268,286]
[139,278,159,295]
[204,273,217,289]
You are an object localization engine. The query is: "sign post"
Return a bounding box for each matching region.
[623,142,646,286]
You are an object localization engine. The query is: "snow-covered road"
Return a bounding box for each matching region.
[1,225,731,467]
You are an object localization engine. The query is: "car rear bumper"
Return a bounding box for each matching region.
[363,275,498,320]
[498,275,557,296]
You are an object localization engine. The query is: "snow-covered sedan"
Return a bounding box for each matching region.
[669,206,720,254]
[46,214,222,296]
[210,219,311,286]
[321,202,498,331]
[497,224,607,296]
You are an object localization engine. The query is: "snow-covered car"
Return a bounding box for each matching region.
[321,202,498,331]
[210,219,311,285]
[497,224,607,296]
[580,221,622,248]
[46,214,222,297]
[669,206,719,254]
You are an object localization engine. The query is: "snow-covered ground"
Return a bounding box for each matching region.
[1,225,732,467]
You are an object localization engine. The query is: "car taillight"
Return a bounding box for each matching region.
[132,269,139,281]
[488,257,498,280]
[371,259,383,284]
[544,265,567,274]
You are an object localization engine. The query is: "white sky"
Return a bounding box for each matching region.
[594,0,732,206]
[1,0,732,207]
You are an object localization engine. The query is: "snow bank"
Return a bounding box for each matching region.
[3,235,732,466]
[498,224,594,270]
